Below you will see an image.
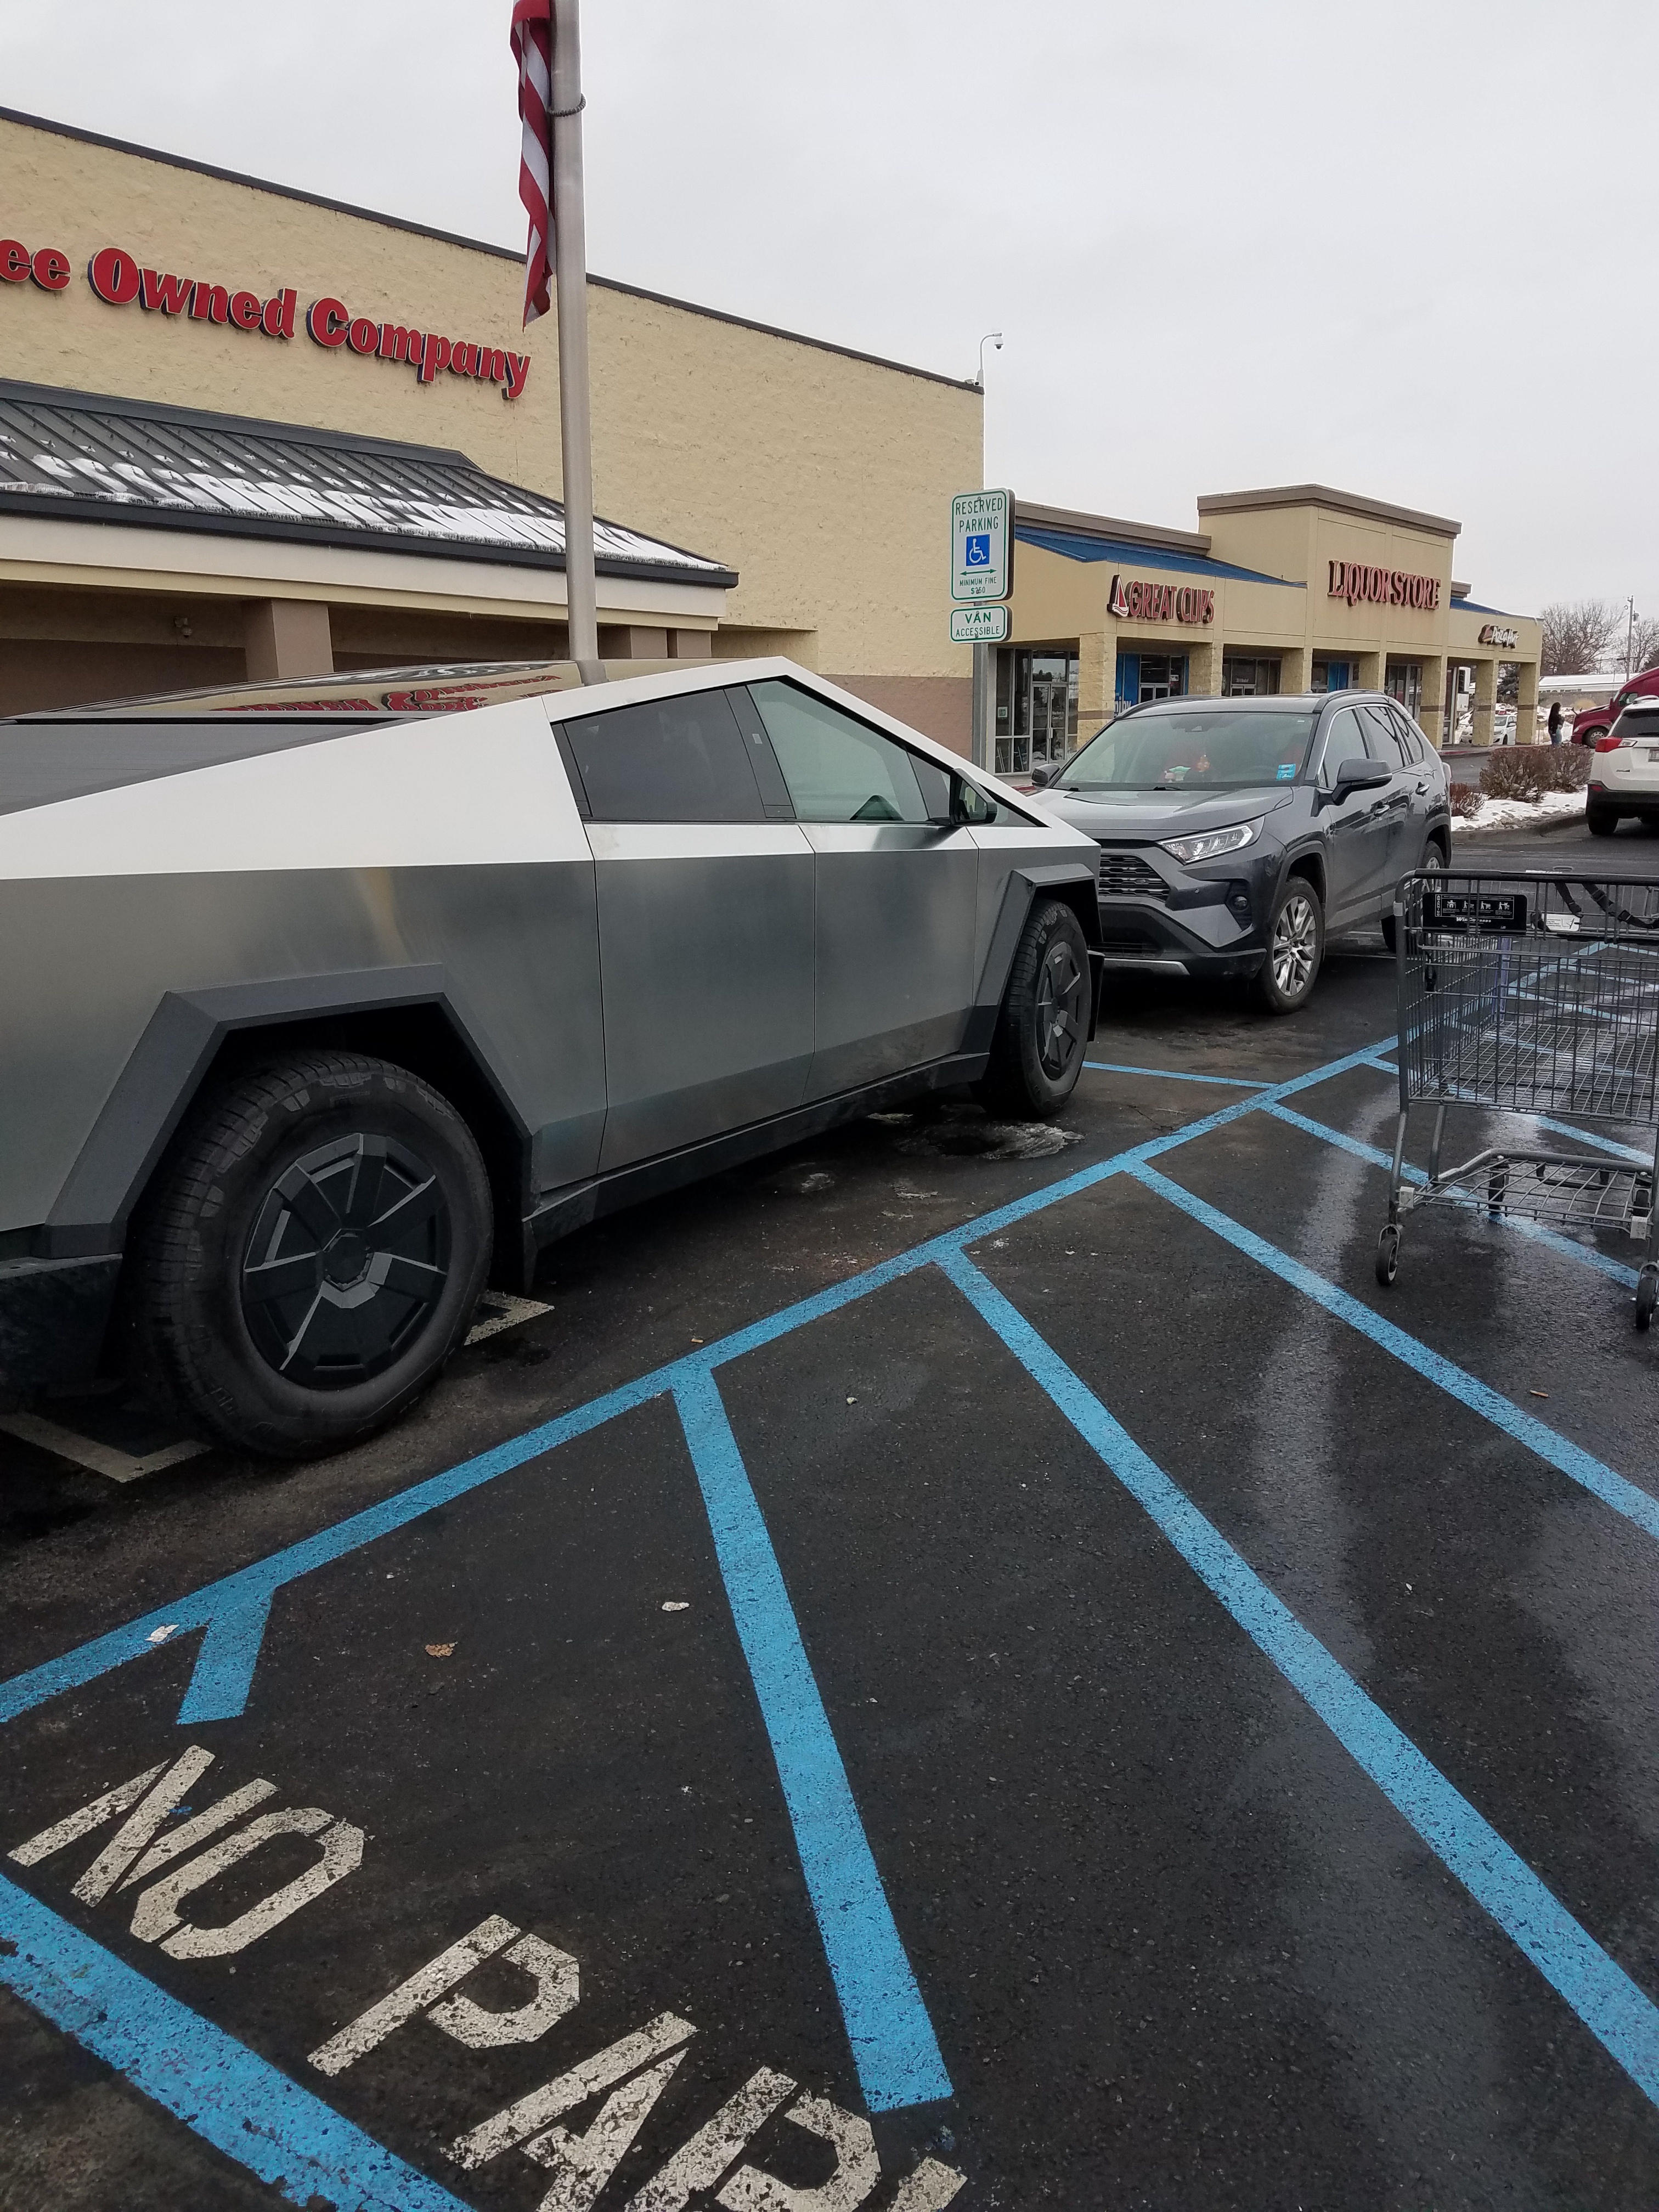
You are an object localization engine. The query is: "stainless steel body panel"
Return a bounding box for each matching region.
[586,821,815,1170]
[0,862,606,1235]
[800,823,979,1098]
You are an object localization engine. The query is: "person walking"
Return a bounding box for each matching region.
[1548,699,1563,746]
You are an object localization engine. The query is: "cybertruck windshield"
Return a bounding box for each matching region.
[1056,707,1318,792]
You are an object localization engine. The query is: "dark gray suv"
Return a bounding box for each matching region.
[1030,691,1450,1012]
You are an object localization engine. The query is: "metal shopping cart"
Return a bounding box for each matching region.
[1376,871,1659,1328]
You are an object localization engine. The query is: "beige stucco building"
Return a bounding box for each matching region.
[0,106,980,742]
[991,486,1542,775]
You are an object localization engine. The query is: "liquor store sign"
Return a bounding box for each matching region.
[1,236,532,401]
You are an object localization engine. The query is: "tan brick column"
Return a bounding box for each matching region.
[1077,631,1113,747]
[1515,661,1541,744]
[1418,655,1447,749]
[1188,638,1221,697]
[1472,658,1496,746]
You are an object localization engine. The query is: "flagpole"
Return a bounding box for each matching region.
[550,0,602,682]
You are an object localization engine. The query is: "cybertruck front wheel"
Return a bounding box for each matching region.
[132,1052,491,1458]
[977,898,1091,1120]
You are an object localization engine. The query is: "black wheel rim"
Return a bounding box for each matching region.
[240,1132,452,1390]
[1035,937,1088,1079]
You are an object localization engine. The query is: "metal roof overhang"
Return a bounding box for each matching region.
[0,380,738,594]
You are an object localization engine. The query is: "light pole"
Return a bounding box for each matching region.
[1628,596,1638,681]
[975,331,1002,390]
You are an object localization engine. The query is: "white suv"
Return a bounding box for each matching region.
[1588,702,1659,834]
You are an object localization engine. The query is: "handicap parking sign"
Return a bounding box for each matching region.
[950,488,1013,603]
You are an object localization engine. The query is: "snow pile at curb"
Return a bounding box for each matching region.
[1452,787,1587,834]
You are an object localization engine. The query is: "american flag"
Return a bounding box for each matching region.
[510,0,555,325]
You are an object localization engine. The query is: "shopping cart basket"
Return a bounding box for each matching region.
[1376,871,1659,1328]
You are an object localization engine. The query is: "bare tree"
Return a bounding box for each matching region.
[1539,598,1624,675]
[1629,614,1659,674]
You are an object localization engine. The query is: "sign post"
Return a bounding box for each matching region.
[951,489,1015,772]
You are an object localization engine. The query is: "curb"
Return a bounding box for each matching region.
[1453,806,1587,842]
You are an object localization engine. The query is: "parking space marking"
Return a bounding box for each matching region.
[1265,1100,1643,1288]
[0,1871,476,2212]
[674,1365,952,2113]
[1364,1056,1654,1167]
[1084,1060,1271,1088]
[464,1291,554,1345]
[1131,1162,1659,1545]
[0,1409,207,1482]
[935,1244,1659,2112]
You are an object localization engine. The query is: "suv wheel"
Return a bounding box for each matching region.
[1252,878,1324,1014]
[977,898,1091,1119]
[1587,800,1619,837]
[132,1052,492,1458]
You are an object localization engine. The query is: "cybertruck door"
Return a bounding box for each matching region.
[562,686,815,1171]
[742,679,978,1097]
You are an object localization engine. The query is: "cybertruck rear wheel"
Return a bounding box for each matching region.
[977,898,1091,1120]
[133,1052,491,1459]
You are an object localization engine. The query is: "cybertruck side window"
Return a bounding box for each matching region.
[748,680,934,824]
[563,689,769,822]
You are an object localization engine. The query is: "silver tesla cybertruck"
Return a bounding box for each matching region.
[0,658,1102,1457]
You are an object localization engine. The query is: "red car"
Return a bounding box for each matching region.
[1570,665,1659,747]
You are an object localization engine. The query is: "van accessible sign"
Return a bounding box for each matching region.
[1,236,531,402]
[951,489,1014,603]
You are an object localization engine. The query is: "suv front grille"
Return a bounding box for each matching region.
[1097,848,1166,898]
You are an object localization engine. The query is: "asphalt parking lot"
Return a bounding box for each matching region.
[4,884,1659,2211]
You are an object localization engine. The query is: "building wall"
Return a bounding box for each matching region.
[0,112,978,736]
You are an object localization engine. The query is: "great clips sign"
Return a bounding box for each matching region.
[2,237,531,402]
[1108,574,1215,627]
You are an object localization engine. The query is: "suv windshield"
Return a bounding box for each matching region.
[1056,708,1318,792]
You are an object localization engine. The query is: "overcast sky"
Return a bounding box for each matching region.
[6,1,1656,628]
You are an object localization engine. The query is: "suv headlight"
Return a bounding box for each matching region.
[1158,818,1263,866]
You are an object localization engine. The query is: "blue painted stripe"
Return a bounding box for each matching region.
[1265,1102,1641,1289]
[673,1369,950,2113]
[934,1249,1659,2111]
[1085,1060,1272,1088]
[1363,1057,1652,1166]
[1128,1162,1659,1545]
[0,1874,476,2211]
[0,1036,1400,1735]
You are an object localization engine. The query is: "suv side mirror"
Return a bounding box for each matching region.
[1333,757,1391,795]
[1029,764,1053,787]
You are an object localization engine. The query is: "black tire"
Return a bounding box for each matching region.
[1588,803,1618,838]
[1637,1266,1657,1334]
[977,898,1091,1120]
[1251,877,1324,1014]
[1375,1225,1400,1286]
[131,1052,492,1458]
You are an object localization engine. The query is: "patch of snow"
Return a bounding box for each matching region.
[1452,788,1587,833]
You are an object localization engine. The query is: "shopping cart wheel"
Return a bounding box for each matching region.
[1375,1225,1400,1286]
[1487,1167,1507,1215]
[1637,1266,1658,1333]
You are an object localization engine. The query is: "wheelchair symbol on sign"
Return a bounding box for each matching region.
[963,533,992,567]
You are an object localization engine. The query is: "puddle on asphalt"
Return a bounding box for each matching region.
[881,1105,1084,1162]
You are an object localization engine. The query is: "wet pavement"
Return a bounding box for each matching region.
[3,922,1658,2211]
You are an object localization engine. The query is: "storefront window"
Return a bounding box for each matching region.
[995,647,1079,775]
[1384,659,1423,719]
[1311,659,1352,693]
[1222,656,1280,697]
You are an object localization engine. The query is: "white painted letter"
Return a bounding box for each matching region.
[888,2160,966,2211]
[716,2094,880,2211]
[453,2013,697,2169]
[627,2069,798,2212]
[10,1762,171,1866]
[129,1808,364,1957]
[309,1915,521,2074]
[430,1931,580,2049]
[525,2047,689,2212]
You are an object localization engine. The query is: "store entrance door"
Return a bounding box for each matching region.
[995,647,1079,777]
